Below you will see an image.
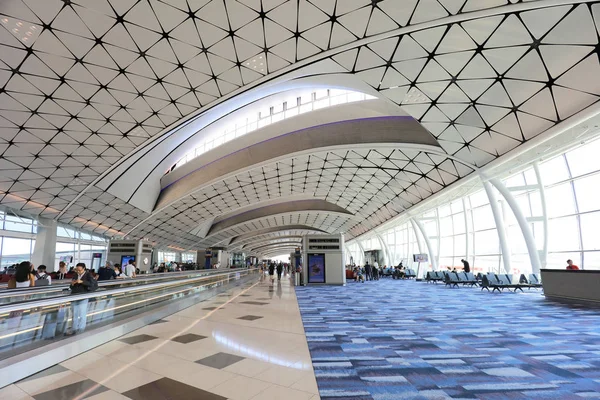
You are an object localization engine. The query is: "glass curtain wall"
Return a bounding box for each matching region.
[0,213,106,271]
[55,225,108,271]
[0,212,37,269]
[157,251,177,264]
[353,137,600,273]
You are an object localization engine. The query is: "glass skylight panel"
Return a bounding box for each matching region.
[168,89,373,173]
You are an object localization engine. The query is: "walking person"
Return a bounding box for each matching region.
[364,262,372,281]
[67,263,97,335]
[268,263,275,283]
[276,263,283,280]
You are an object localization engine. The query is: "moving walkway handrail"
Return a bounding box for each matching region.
[0,268,245,298]
[0,268,258,314]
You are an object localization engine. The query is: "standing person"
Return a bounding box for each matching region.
[372,266,379,281]
[124,260,137,278]
[566,259,580,270]
[9,261,36,288]
[268,263,275,283]
[364,262,372,281]
[276,263,283,280]
[67,263,97,335]
[35,265,51,286]
[461,259,470,273]
[98,261,117,281]
[55,261,68,280]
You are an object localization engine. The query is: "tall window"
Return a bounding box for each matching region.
[347,136,600,274]
[168,88,376,173]
[55,224,108,271]
[0,211,36,269]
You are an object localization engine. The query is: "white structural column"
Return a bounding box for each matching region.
[533,162,549,268]
[483,180,512,274]
[435,210,441,268]
[344,245,352,264]
[462,197,470,260]
[490,178,542,274]
[31,217,58,270]
[356,240,366,265]
[375,233,391,266]
[410,217,438,273]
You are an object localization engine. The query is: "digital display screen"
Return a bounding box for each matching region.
[308,254,325,283]
[121,255,136,266]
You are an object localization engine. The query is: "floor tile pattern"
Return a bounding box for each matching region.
[196,352,246,369]
[6,276,320,400]
[172,333,207,344]
[119,334,158,345]
[122,377,227,400]
[34,379,108,400]
[296,279,600,400]
[238,315,264,321]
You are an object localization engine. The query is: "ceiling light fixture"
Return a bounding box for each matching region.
[1,16,41,44]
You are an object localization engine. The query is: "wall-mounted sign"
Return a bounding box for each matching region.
[413,254,429,263]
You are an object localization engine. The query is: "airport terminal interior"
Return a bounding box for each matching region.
[3,0,600,399]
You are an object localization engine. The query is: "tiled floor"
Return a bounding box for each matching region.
[2,274,320,400]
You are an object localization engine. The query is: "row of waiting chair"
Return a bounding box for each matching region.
[426,271,543,292]
[481,273,542,292]
[380,268,417,279]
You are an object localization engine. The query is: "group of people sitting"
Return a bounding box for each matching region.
[350,262,409,283]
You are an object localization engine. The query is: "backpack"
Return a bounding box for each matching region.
[87,275,98,292]
[35,273,49,286]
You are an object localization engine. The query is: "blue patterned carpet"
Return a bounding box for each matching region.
[296,279,600,400]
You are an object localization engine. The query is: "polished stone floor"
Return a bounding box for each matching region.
[2,273,319,400]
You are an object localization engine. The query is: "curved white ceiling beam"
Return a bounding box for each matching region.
[160,96,410,190]
[250,242,303,252]
[240,236,304,250]
[228,225,328,246]
[207,199,354,237]
[259,248,299,258]
[154,115,441,211]
[195,210,354,249]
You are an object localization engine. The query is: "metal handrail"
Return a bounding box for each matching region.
[0,268,244,297]
[0,268,258,314]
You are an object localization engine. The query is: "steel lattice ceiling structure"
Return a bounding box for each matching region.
[1,0,600,254]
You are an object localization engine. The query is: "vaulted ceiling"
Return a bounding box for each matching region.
[1,0,600,255]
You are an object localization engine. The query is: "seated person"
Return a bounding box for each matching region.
[393,266,405,279]
[353,267,365,283]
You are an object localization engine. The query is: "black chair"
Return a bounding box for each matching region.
[457,272,478,287]
[445,272,461,287]
[519,273,542,289]
[483,273,524,292]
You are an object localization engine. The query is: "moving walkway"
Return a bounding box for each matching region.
[0,268,259,387]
